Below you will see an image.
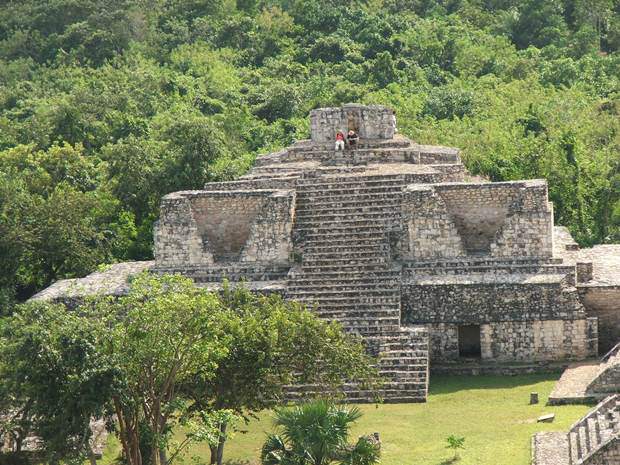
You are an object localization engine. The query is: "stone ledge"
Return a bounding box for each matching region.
[30,261,155,302]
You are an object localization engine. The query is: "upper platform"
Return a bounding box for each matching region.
[310,104,396,142]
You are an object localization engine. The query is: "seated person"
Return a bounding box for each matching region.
[335,130,345,151]
[347,129,359,148]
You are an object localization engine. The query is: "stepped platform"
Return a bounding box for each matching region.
[533,395,619,465]
[548,361,605,405]
[30,103,618,406]
[549,345,620,405]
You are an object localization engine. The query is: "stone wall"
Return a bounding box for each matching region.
[402,280,586,323]
[579,286,620,353]
[399,180,553,259]
[426,323,460,360]
[310,104,396,143]
[424,319,597,362]
[480,318,597,362]
[400,186,465,260]
[154,190,294,267]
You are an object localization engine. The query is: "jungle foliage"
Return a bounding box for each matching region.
[0,0,619,302]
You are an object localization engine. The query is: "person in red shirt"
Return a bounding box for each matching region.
[335,130,345,151]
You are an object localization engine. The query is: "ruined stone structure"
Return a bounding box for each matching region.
[532,395,619,465]
[33,104,620,403]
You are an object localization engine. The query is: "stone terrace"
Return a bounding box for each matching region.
[31,104,620,404]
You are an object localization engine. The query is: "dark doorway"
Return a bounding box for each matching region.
[458,325,481,358]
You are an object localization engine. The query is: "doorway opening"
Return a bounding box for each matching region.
[458,325,481,358]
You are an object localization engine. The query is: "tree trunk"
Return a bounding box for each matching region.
[89,452,98,465]
[159,447,168,465]
[209,421,228,465]
[216,422,227,465]
[209,444,218,465]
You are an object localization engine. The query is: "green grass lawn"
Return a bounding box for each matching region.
[101,373,591,465]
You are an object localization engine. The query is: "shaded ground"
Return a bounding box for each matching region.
[99,374,591,465]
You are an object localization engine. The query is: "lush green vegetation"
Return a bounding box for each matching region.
[0,275,376,465]
[97,374,591,465]
[261,400,380,465]
[0,0,619,304]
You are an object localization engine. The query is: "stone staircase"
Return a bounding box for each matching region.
[285,173,430,402]
[532,395,619,465]
[568,395,619,464]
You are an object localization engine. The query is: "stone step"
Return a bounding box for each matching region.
[301,258,391,267]
[586,416,599,452]
[314,311,401,321]
[295,222,397,233]
[296,182,405,194]
[293,295,400,305]
[344,325,405,336]
[298,222,392,231]
[288,275,399,286]
[302,305,401,316]
[568,395,619,463]
[291,271,401,281]
[295,198,402,210]
[290,295,401,305]
[296,177,407,190]
[298,234,390,245]
[288,282,400,292]
[379,359,428,369]
[301,237,390,248]
[379,341,429,351]
[296,206,399,216]
[299,263,397,273]
[300,249,391,260]
[296,192,403,204]
[337,317,402,328]
[295,212,400,224]
[569,431,581,462]
[288,284,399,295]
[380,350,429,358]
[293,301,400,310]
[293,291,399,301]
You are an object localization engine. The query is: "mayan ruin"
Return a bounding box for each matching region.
[33,104,620,463]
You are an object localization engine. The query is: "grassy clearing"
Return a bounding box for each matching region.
[102,374,591,465]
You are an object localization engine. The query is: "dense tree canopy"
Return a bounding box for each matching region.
[0,0,619,302]
[0,274,378,465]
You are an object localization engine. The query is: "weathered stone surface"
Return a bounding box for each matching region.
[154,189,295,267]
[310,104,396,142]
[30,104,620,404]
[31,261,154,303]
[532,395,619,465]
[532,432,570,465]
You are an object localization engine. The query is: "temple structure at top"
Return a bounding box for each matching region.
[34,104,620,404]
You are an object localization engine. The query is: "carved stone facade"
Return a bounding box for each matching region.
[310,104,396,143]
[32,104,620,403]
[154,190,294,267]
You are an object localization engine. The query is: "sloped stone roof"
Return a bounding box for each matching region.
[30,261,155,302]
